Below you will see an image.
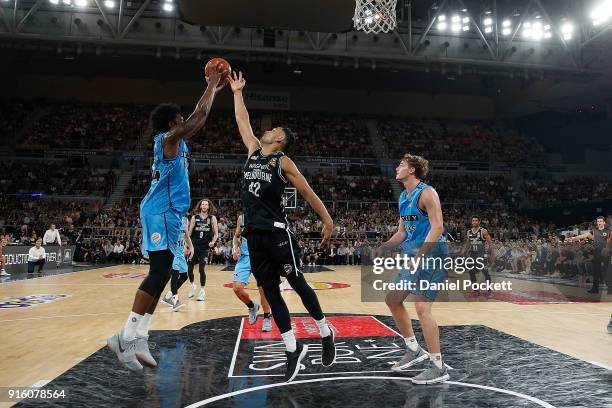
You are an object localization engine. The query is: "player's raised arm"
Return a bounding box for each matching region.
[567,230,594,242]
[163,65,226,158]
[228,71,261,156]
[280,156,333,247]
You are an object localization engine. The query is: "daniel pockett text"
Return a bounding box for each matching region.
[360,250,514,302]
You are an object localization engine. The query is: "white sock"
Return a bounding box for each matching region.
[123,311,143,341]
[315,318,331,338]
[164,290,172,300]
[404,336,419,352]
[136,313,152,338]
[430,352,443,369]
[281,330,297,352]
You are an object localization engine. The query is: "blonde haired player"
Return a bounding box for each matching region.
[374,153,449,384]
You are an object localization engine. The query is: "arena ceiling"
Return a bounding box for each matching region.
[0,0,611,114]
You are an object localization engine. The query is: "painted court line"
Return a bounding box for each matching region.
[229,369,420,378]
[227,317,245,378]
[30,380,51,388]
[185,376,556,408]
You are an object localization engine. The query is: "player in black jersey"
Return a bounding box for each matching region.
[464,216,494,296]
[229,71,336,382]
[187,198,219,301]
[568,216,611,294]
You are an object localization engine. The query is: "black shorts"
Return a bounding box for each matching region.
[191,247,209,264]
[246,229,302,287]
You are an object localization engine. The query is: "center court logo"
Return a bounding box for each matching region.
[0,294,70,309]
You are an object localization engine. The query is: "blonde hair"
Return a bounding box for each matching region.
[401,153,429,179]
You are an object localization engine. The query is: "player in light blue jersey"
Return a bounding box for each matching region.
[107,64,227,372]
[161,216,194,312]
[232,214,273,332]
[375,153,449,385]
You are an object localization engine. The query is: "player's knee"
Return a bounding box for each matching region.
[414,301,431,317]
[262,283,282,302]
[139,260,171,296]
[233,283,245,294]
[385,292,403,309]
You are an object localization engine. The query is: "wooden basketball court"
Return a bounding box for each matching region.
[1,265,611,407]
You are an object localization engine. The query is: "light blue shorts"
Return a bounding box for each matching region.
[141,209,182,259]
[233,255,252,284]
[395,247,449,301]
[172,252,188,273]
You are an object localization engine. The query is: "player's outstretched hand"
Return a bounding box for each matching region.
[228,71,246,93]
[319,220,333,248]
[206,63,228,91]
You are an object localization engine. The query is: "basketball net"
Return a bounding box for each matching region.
[353,0,397,34]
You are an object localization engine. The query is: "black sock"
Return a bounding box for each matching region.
[264,312,271,319]
[246,300,255,309]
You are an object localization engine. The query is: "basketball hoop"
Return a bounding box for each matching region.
[353,0,397,34]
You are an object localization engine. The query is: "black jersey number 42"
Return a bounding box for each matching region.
[248,182,261,197]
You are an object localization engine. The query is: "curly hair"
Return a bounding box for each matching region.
[149,103,181,134]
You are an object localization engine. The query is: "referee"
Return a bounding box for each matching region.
[568,216,611,294]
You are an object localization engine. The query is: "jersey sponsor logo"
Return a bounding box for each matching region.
[244,169,273,183]
[151,232,161,244]
[269,158,278,168]
[0,294,69,309]
[401,215,419,221]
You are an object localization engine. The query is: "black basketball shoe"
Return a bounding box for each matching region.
[321,325,336,367]
[284,342,308,382]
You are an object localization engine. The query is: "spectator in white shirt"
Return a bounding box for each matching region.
[112,240,125,263]
[43,224,62,246]
[28,238,46,273]
[103,240,114,263]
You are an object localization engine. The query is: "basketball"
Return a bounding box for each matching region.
[205,58,231,86]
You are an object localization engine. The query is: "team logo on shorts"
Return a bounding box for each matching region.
[284,264,293,274]
[151,232,161,244]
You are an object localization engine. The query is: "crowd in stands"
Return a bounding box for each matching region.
[7,100,377,158]
[0,100,36,140]
[523,175,612,208]
[20,102,150,150]
[1,100,609,284]
[270,112,375,158]
[0,160,116,196]
[379,119,545,163]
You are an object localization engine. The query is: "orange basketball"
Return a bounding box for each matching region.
[204,58,231,86]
